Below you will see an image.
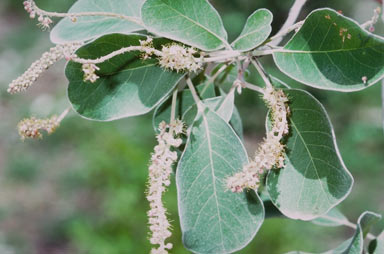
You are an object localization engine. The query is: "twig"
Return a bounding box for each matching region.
[269,0,308,46]
[170,89,178,123]
[251,58,273,89]
[30,0,143,25]
[361,7,381,31]
[207,64,229,84]
[57,107,71,123]
[203,51,241,63]
[186,77,202,110]
[268,21,304,45]
[72,46,162,64]
[244,82,265,94]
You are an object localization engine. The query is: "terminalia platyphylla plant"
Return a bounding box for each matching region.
[7,0,384,253]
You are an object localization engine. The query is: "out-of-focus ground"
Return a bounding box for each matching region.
[0,0,383,253]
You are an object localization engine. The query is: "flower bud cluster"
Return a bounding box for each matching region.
[140,37,156,60]
[24,0,53,30]
[368,7,381,32]
[159,44,202,72]
[17,116,59,140]
[147,120,184,254]
[8,43,80,94]
[226,87,290,192]
[82,63,100,83]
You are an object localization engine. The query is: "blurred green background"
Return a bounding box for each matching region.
[0,0,383,253]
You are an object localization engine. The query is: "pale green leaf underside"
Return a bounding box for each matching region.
[141,0,229,51]
[287,211,381,254]
[182,95,243,139]
[66,34,184,121]
[176,107,264,254]
[311,208,349,227]
[273,8,384,91]
[182,95,234,128]
[267,89,353,220]
[231,8,273,51]
[50,0,144,44]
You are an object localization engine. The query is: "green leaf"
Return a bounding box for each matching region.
[66,34,184,121]
[141,0,229,51]
[231,9,273,51]
[152,82,216,131]
[216,89,235,122]
[287,211,381,254]
[267,89,353,220]
[182,93,234,127]
[176,107,264,253]
[311,208,349,227]
[369,232,384,254]
[50,0,144,44]
[273,8,384,91]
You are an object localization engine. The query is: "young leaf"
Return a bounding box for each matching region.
[182,94,234,127]
[216,89,235,122]
[152,82,216,131]
[286,211,381,254]
[50,0,144,44]
[273,8,384,92]
[66,34,184,121]
[231,9,273,51]
[141,0,229,51]
[267,89,353,220]
[311,208,349,227]
[176,107,264,254]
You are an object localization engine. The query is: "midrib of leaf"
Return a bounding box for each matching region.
[290,118,333,207]
[276,45,383,54]
[320,215,350,226]
[202,111,225,250]
[160,1,230,49]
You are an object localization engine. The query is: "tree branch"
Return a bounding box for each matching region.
[269,0,308,46]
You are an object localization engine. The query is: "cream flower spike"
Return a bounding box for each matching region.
[8,43,81,94]
[226,87,290,192]
[147,120,184,254]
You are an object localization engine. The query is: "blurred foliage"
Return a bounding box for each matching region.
[0,0,383,253]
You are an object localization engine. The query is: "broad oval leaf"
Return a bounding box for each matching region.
[267,89,353,220]
[311,208,349,227]
[66,34,184,121]
[176,107,264,253]
[141,0,229,51]
[287,211,381,254]
[51,0,144,44]
[273,8,384,91]
[231,9,273,51]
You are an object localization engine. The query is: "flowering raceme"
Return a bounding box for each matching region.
[8,43,80,94]
[147,120,184,254]
[17,116,60,140]
[226,87,290,192]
